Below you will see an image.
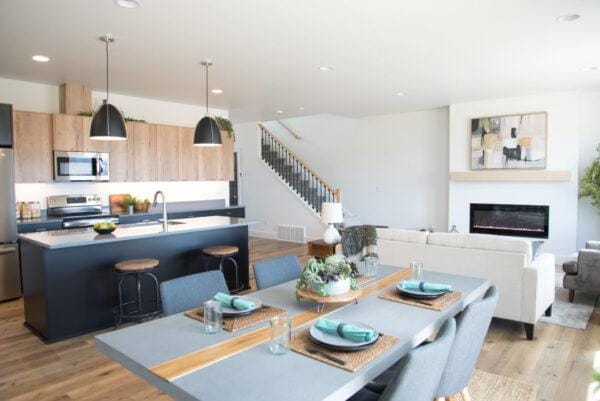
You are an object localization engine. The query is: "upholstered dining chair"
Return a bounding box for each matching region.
[160,270,229,316]
[348,318,456,401]
[563,241,600,303]
[253,255,302,290]
[434,285,499,401]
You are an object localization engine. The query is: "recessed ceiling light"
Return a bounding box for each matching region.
[581,66,598,72]
[556,14,580,23]
[32,55,50,63]
[318,65,335,71]
[115,0,142,8]
[211,89,223,94]
[275,110,284,115]
[396,92,407,97]
[299,106,305,111]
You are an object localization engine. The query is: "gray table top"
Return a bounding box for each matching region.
[95,266,489,401]
[19,216,261,249]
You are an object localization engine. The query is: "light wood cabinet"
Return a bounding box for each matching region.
[52,114,83,151]
[108,122,134,182]
[132,122,158,182]
[156,125,179,181]
[82,116,109,153]
[13,111,53,183]
[197,145,217,180]
[217,131,235,181]
[178,127,198,181]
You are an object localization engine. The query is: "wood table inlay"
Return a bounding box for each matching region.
[149,268,410,382]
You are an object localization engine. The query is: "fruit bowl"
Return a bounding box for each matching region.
[93,222,117,235]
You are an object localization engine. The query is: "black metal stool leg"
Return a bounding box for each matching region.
[136,272,143,320]
[143,271,161,314]
[116,273,134,327]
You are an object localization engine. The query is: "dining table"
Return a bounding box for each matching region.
[95,265,489,401]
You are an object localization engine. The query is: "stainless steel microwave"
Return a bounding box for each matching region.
[53,151,109,182]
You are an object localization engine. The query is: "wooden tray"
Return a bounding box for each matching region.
[109,194,130,213]
[296,288,362,304]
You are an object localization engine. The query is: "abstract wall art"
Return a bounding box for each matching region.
[471,112,547,169]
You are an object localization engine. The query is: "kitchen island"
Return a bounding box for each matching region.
[19,216,261,342]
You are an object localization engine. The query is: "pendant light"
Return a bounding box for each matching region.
[193,60,222,146]
[90,34,127,141]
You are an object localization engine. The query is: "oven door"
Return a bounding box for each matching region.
[54,151,110,181]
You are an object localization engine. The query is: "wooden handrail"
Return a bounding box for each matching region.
[258,122,341,202]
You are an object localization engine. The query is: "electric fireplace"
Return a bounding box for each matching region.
[469,203,549,239]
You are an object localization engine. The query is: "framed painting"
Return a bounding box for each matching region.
[471,112,547,169]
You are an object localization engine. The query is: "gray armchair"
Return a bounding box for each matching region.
[563,241,600,303]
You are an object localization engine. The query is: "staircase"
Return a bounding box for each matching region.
[259,123,341,214]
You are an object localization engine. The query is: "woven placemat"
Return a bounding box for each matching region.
[290,328,399,372]
[378,287,463,311]
[184,305,287,332]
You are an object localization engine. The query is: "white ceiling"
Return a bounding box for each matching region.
[0,0,599,122]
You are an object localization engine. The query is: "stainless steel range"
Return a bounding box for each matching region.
[47,194,119,228]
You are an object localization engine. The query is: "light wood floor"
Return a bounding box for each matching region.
[0,238,596,401]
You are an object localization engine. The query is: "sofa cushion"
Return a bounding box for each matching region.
[376,228,428,244]
[562,260,578,274]
[427,232,533,262]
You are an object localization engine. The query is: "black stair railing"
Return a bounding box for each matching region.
[259,123,341,214]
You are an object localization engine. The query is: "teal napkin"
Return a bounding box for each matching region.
[400,280,453,293]
[315,318,376,342]
[213,292,255,311]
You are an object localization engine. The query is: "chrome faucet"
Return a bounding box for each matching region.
[152,190,167,230]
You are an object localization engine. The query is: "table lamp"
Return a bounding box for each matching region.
[320,202,343,244]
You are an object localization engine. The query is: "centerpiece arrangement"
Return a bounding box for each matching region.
[297,255,359,297]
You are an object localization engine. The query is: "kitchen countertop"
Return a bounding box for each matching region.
[16,204,245,225]
[19,216,261,249]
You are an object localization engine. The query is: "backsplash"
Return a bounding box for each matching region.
[15,181,229,209]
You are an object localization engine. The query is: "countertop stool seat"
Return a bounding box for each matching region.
[114,258,161,326]
[202,245,243,293]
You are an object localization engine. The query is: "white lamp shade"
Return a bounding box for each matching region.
[320,202,343,224]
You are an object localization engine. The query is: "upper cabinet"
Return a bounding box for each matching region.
[13,111,234,184]
[13,111,53,183]
[132,122,158,182]
[156,125,179,181]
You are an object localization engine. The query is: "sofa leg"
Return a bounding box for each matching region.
[524,323,534,340]
[569,289,575,303]
[545,304,553,317]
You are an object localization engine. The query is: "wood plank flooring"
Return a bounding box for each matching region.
[0,237,596,401]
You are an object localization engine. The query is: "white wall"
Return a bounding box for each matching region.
[448,91,581,258]
[578,92,600,247]
[0,77,230,208]
[237,109,449,239]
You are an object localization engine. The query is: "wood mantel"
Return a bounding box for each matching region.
[449,170,571,182]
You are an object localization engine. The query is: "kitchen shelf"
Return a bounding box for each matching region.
[449,170,572,182]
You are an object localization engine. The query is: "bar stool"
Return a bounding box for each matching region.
[202,245,243,293]
[114,258,161,326]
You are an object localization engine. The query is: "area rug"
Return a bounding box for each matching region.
[470,369,538,401]
[538,272,596,330]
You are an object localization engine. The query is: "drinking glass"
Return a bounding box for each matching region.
[410,261,423,281]
[203,300,222,334]
[269,316,291,355]
[364,256,378,278]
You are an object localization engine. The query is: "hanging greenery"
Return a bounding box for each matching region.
[215,116,235,141]
[580,144,600,212]
[77,111,146,123]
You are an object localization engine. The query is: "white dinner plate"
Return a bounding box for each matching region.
[221,297,262,316]
[309,321,379,350]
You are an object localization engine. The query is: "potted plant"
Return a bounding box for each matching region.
[122,195,137,215]
[296,255,358,296]
[580,144,600,213]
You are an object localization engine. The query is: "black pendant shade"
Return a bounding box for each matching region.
[193,116,222,146]
[90,101,127,140]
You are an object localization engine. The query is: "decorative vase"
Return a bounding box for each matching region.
[323,224,341,244]
[311,277,350,296]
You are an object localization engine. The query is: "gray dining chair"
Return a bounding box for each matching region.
[349,318,456,401]
[434,285,499,401]
[160,270,229,316]
[253,255,302,290]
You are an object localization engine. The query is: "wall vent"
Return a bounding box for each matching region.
[276,225,305,243]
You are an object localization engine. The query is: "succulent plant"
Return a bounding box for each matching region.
[296,255,358,296]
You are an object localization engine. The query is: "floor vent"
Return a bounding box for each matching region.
[276,225,305,243]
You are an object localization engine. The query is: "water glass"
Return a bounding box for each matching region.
[410,261,423,282]
[203,300,222,334]
[269,316,291,355]
[363,256,378,278]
